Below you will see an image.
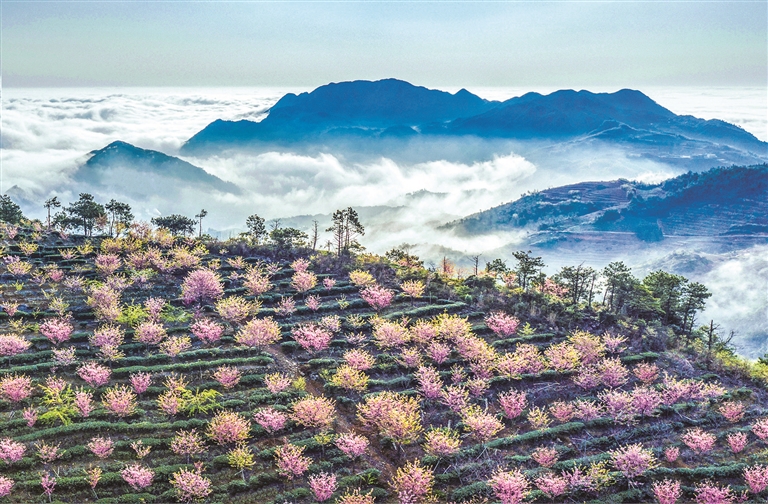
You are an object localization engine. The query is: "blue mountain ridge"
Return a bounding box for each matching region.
[75,140,240,195]
[180,79,766,158]
[449,164,768,241]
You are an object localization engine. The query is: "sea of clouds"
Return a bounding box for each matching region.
[2,85,766,356]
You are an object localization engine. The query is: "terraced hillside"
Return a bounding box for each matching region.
[0,223,766,504]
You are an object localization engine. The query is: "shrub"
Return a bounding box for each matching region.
[169,466,212,503]
[681,428,716,454]
[423,428,461,457]
[253,408,288,434]
[275,443,311,480]
[206,410,251,445]
[181,269,224,306]
[609,443,656,480]
[291,396,336,430]
[694,481,735,504]
[329,365,369,393]
[744,465,768,494]
[652,479,682,504]
[101,385,137,417]
[0,438,25,464]
[121,464,154,490]
[308,473,338,502]
[488,468,529,504]
[534,473,568,499]
[335,433,369,459]
[499,390,527,419]
[485,311,520,337]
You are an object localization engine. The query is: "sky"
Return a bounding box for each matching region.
[2,1,766,88]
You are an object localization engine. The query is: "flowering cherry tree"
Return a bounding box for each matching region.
[609,443,656,480]
[212,365,242,389]
[744,465,768,494]
[275,443,311,480]
[181,269,224,306]
[485,311,520,337]
[360,284,395,311]
[0,438,25,464]
[121,464,154,490]
[291,396,336,430]
[391,460,434,504]
[253,408,288,434]
[309,473,338,502]
[488,469,530,504]
[169,465,212,503]
[77,362,112,387]
[335,433,369,460]
[206,410,251,445]
[190,318,224,346]
[40,318,73,345]
[653,479,682,504]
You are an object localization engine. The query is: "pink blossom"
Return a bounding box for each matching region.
[87,285,121,322]
[753,418,768,441]
[545,342,581,372]
[40,317,74,345]
[190,318,224,346]
[360,284,395,311]
[77,362,112,387]
[461,406,504,442]
[35,441,61,463]
[253,408,288,434]
[181,269,224,306]
[95,253,121,276]
[531,446,559,467]
[291,396,336,430]
[610,443,656,480]
[101,385,137,417]
[291,270,317,293]
[719,401,746,423]
[52,346,77,366]
[427,341,451,364]
[599,389,637,424]
[633,362,660,384]
[243,268,272,297]
[275,296,296,317]
[74,389,94,417]
[440,385,469,413]
[391,460,433,503]
[121,464,154,490]
[488,469,530,504]
[264,373,292,394]
[23,407,37,427]
[305,294,321,311]
[143,297,166,321]
[335,433,369,459]
[275,443,311,480]
[727,432,748,454]
[574,399,604,421]
[484,311,520,337]
[0,334,31,358]
[309,473,338,502]
[291,258,310,272]
[744,465,768,494]
[90,325,124,349]
[130,372,152,395]
[0,475,13,498]
[0,438,25,464]
[631,386,663,417]
[235,317,282,348]
[291,323,332,354]
[534,473,568,499]
[549,401,575,423]
[599,357,629,387]
[206,410,251,445]
[422,428,460,457]
[665,446,680,463]
[569,331,606,365]
[87,437,114,459]
[323,277,336,290]
[653,479,682,504]
[171,430,205,461]
[603,333,628,354]
[499,390,527,419]
[373,321,409,349]
[213,365,242,389]
[399,348,422,369]
[169,466,212,503]
[134,320,167,346]
[0,374,32,402]
[409,321,438,346]
[344,349,375,371]
[496,344,545,377]
[319,314,342,333]
[694,481,735,504]
[682,428,716,454]
[414,366,443,400]
[41,473,56,501]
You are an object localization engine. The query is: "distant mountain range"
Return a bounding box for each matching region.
[181,79,767,167]
[449,164,768,242]
[74,141,240,197]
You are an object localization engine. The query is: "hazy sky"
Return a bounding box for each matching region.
[2,1,766,88]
